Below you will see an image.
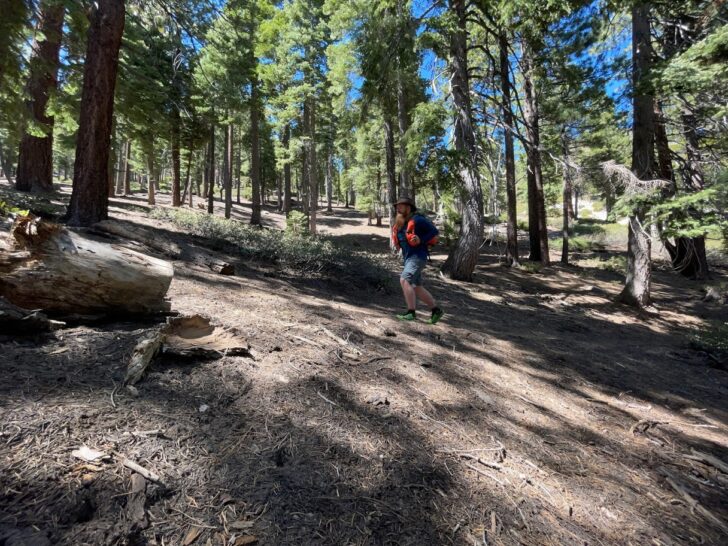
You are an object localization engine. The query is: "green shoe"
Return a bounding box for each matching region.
[429,307,444,325]
[396,310,416,321]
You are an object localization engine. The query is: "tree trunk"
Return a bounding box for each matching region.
[522,38,549,265]
[561,130,572,264]
[181,148,193,205]
[65,0,125,227]
[207,125,215,214]
[250,82,262,225]
[397,73,410,199]
[146,145,155,206]
[15,1,64,194]
[659,107,710,279]
[123,139,131,194]
[224,123,233,219]
[499,31,519,266]
[115,139,125,194]
[326,147,333,212]
[654,100,675,190]
[108,129,117,198]
[384,118,397,246]
[283,123,292,215]
[1,216,172,314]
[441,0,484,281]
[0,145,16,185]
[171,109,181,207]
[621,215,652,307]
[619,3,653,308]
[235,127,241,204]
[307,97,318,235]
[682,111,705,192]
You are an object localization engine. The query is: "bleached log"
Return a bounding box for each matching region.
[0,215,173,315]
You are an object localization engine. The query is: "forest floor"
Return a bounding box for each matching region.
[1,183,728,546]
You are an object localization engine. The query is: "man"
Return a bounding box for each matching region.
[391,197,444,324]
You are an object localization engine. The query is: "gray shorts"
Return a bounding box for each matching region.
[401,257,427,286]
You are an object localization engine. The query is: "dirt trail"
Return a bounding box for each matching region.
[1,191,727,545]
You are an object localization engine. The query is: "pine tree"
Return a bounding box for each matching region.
[65,0,125,227]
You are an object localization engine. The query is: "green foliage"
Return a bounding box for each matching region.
[551,236,593,252]
[0,200,29,217]
[0,185,64,219]
[152,208,393,289]
[286,210,309,235]
[517,261,538,273]
[690,320,728,353]
[595,256,627,276]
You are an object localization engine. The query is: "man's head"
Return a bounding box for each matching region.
[394,197,417,216]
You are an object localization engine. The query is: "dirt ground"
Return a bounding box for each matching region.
[1,186,728,546]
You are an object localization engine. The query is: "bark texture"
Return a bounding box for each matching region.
[65,0,125,226]
[250,80,262,225]
[441,0,484,281]
[16,1,64,193]
[522,39,549,264]
[619,3,653,308]
[499,31,518,266]
[1,216,173,314]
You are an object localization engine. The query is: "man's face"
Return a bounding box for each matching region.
[396,204,410,215]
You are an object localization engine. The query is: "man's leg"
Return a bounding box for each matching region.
[414,285,435,309]
[415,285,444,324]
[401,277,417,310]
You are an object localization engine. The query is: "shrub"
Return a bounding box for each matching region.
[690,321,728,353]
[552,236,594,253]
[286,210,309,236]
[151,208,394,290]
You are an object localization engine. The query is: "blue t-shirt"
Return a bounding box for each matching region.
[396,214,438,261]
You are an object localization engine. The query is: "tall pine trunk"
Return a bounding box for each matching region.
[561,130,572,264]
[522,39,549,265]
[384,118,397,248]
[16,1,64,193]
[282,123,292,215]
[123,139,131,194]
[306,97,318,235]
[250,81,262,225]
[397,75,410,199]
[65,0,125,226]
[441,0,484,281]
[114,138,124,194]
[0,145,16,185]
[181,148,192,205]
[146,143,155,206]
[619,3,653,308]
[660,108,710,279]
[171,109,181,207]
[207,125,215,214]
[224,123,233,219]
[325,146,333,212]
[499,31,519,266]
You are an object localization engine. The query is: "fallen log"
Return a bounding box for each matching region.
[0,215,173,315]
